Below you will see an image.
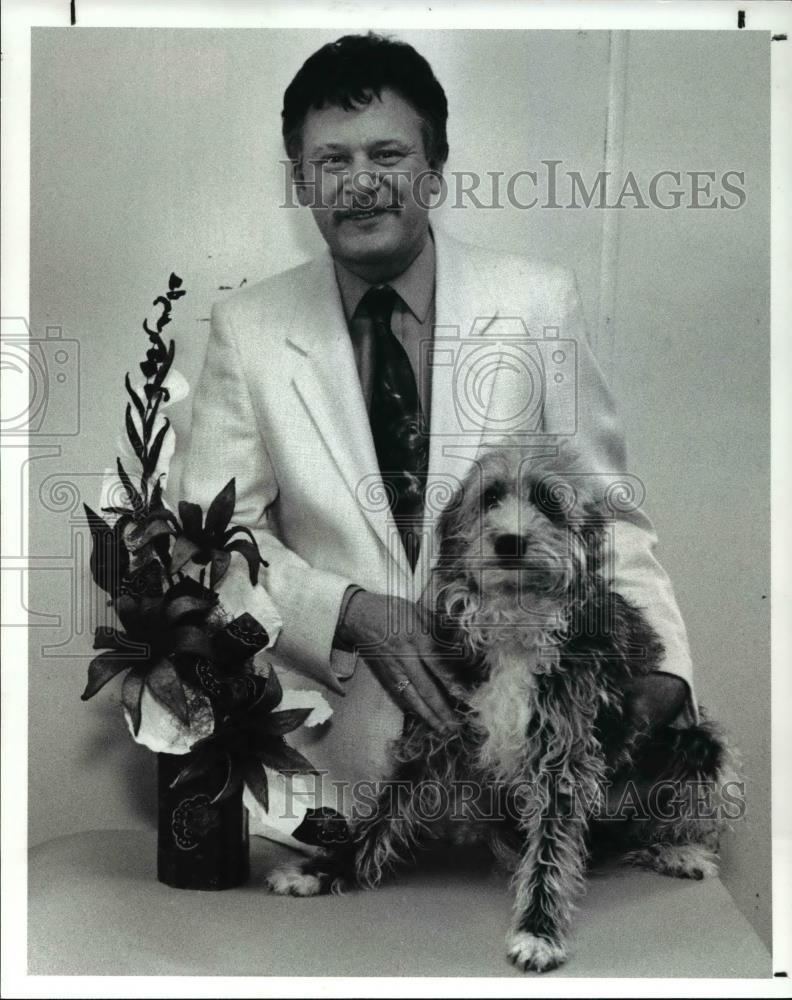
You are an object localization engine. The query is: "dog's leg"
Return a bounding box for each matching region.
[506,781,589,973]
[616,721,732,881]
[266,725,449,897]
[622,841,720,879]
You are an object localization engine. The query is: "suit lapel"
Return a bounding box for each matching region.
[286,252,412,584]
[284,233,502,591]
[422,231,501,566]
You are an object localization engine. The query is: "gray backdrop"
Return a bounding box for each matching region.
[27,28,770,947]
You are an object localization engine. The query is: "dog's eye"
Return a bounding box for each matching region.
[483,485,503,510]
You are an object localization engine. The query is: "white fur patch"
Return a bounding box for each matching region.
[469,649,537,781]
[506,930,567,972]
[265,865,322,897]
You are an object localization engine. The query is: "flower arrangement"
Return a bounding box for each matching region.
[81,274,332,888]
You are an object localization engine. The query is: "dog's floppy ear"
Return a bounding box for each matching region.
[433,480,466,556]
[530,449,611,527]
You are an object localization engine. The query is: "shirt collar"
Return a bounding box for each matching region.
[334,231,435,324]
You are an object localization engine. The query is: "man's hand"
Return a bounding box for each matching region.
[334,590,456,731]
[623,672,690,734]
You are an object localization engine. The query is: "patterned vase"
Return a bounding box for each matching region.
[156,752,249,890]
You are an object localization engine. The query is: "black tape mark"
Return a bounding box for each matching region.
[774,971,788,978]
[772,34,788,41]
[70,0,76,25]
[737,10,745,28]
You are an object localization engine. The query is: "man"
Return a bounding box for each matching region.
[182,33,694,829]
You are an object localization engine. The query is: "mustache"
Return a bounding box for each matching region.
[331,182,405,216]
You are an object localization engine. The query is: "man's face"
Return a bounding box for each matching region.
[295,88,440,280]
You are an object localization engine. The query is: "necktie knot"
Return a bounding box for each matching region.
[359,285,399,328]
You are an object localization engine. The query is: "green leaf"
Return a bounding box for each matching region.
[222,523,264,553]
[242,760,269,813]
[142,390,162,442]
[124,373,146,422]
[152,339,175,386]
[146,659,189,725]
[264,708,313,736]
[81,653,134,700]
[170,534,199,572]
[92,626,123,650]
[204,479,236,537]
[83,504,129,596]
[210,757,242,804]
[144,417,171,479]
[124,404,146,465]
[170,748,214,789]
[256,738,318,776]
[149,475,166,511]
[121,667,146,735]
[254,664,283,713]
[209,549,231,591]
[116,458,143,510]
[224,538,264,586]
[177,500,203,540]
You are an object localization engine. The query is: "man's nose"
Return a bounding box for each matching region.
[493,533,529,560]
[342,162,381,193]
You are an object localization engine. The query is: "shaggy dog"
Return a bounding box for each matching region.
[267,448,736,973]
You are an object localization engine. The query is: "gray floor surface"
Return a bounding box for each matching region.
[28,828,771,978]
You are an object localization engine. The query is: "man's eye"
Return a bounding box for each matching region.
[375,150,404,163]
[320,155,348,168]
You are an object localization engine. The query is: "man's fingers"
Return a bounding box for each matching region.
[408,663,457,725]
[368,658,452,731]
[397,685,447,731]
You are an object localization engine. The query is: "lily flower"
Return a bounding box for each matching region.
[81,573,219,734]
[170,667,317,812]
[171,478,267,591]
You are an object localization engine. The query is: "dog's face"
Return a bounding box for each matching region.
[435,449,604,632]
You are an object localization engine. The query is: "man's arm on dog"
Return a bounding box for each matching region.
[548,269,697,724]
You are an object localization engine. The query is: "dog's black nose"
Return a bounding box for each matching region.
[494,533,528,560]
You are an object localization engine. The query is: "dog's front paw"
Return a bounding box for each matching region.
[265,864,328,897]
[506,931,567,973]
[622,842,719,880]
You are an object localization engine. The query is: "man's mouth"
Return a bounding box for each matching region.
[338,207,395,222]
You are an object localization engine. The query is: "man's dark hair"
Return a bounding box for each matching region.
[282,32,449,171]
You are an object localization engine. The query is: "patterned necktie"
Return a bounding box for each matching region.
[360,285,429,571]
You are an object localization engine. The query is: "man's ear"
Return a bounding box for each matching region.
[416,168,443,210]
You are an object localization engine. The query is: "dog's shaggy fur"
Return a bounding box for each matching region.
[266,448,737,972]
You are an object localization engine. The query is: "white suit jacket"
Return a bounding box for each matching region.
[181,229,696,803]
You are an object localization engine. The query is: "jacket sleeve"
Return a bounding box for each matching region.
[548,269,697,721]
[179,300,354,694]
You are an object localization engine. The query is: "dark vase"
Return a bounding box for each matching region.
[156,752,249,890]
